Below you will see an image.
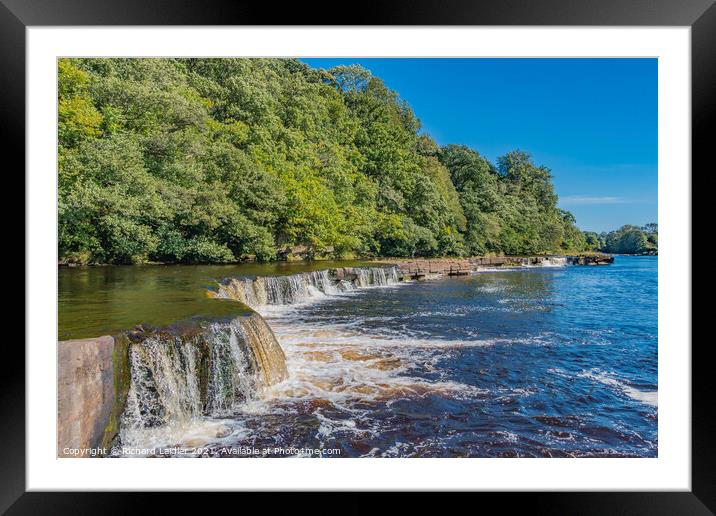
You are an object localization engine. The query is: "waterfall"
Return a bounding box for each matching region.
[217,266,400,309]
[235,313,288,386]
[114,265,397,450]
[119,313,287,442]
[355,266,398,287]
[261,270,339,304]
[122,333,203,429]
[515,256,567,267]
[543,256,567,267]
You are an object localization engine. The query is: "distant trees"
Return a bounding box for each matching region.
[583,224,658,255]
[58,58,596,264]
[437,146,586,256]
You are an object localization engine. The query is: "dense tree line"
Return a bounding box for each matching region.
[58,58,590,264]
[583,224,658,255]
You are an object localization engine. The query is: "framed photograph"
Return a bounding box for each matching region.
[8,0,710,510]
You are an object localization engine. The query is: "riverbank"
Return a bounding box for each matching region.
[58,252,615,267]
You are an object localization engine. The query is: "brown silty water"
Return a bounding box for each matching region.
[215,266,482,406]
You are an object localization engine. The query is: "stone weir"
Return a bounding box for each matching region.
[57,312,287,457]
[215,256,615,310]
[565,254,615,265]
[382,254,612,280]
[216,265,400,309]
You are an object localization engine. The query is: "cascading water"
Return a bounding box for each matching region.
[234,313,288,386]
[539,256,567,267]
[355,266,398,288]
[115,266,401,453]
[118,313,287,448]
[516,256,568,268]
[217,266,400,309]
[122,333,204,430]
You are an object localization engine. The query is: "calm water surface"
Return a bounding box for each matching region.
[58,260,381,339]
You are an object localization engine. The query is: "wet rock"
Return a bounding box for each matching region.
[342,267,358,280]
[57,336,116,457]
[566,254,614,265]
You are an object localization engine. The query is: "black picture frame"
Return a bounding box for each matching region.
[5,0,709,511]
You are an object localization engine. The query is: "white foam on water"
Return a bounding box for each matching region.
[271,327,500,349]
[475,257,568,272]
[115,418,245,456]
[477,284,506,293]
[543,257,568,267]
[381,442,411,457]
[315,410,359,439]
[494,430,520,442]
[218,266,402,313]
[578,369,658,407]
[251,315,493,422]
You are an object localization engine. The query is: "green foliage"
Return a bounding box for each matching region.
[583,231,604,250]
[437,145,583,255]
[594,224,657,254]
[58,58,601,264]
[58,60,103,147]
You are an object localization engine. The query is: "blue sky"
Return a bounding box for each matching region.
[302,58,657,233]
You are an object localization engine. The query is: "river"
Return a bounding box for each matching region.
[58,256,657,457]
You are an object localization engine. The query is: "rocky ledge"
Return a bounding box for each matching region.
[380,254,613,280]
[57,335,130,457]
[565,254,614,265]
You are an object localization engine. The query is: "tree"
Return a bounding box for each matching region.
[58,57,600,264]
[596,224,657,254]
